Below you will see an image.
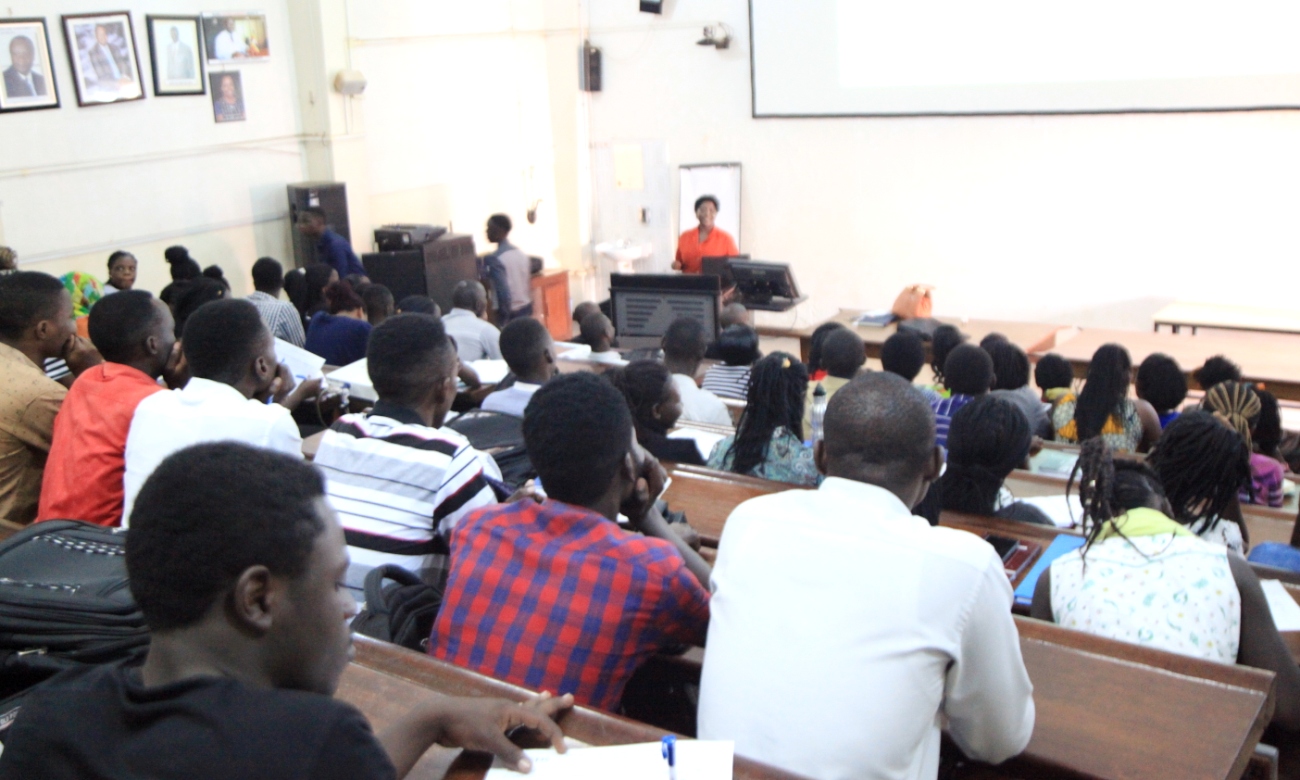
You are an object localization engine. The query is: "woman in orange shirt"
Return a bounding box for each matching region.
[673,195,738,274]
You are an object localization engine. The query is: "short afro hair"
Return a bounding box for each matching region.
[396,295,437,315]
[943,344,994,396]
[661,317,708,363]
[0,271,66,339]
[107,250,135,272]
[366,313,455,406]
[88,290,161,364]
[126,442,327,631]
[579,312,614,345]
[488,213,512,233]
[694,195,720,212]
[823,372,935,478]
[986,340,1030,391]
[1135,353,1187,414]
[1034,353,1074,391]
[251,257,284,292]
[820,328,866,379]
[181,298,269,384]
[881,330,926,381]
[717,324,760,367]
[499,317,551,375]
[523,372,632,506]
[1193,355,1242,391]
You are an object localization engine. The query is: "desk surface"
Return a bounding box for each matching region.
[1155,302,1300,335]
[757,309,1068,357]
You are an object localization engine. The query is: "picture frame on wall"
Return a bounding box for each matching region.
[62,12,145,106]
[201,13,270,64]
[146,15,205,96]
[0,18,60,112]
[209,70,245,123]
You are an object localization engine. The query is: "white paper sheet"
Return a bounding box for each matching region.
[1017,494,1083,529]
[469,359,511,385]
[325,358,377,402]
[556,343,592,361]
[1261,580,1300,632]
[485,740,734,780]
[668,428,728,461]
[274,338,326,383]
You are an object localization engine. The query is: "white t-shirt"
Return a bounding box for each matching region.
[672,374,733,427]
[122,378,302,524]
[480,382,541,418]
[698,477,1035,780]
[441,308,502,363]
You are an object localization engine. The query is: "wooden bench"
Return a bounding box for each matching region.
[1154,302,1300,337]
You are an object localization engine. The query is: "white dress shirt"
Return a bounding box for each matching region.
[213,29,242,60]
[672,374,733,427]
[480,382,540,418]
[122,378,302,524]
[442,308,502,362]
[698,477,1035,780]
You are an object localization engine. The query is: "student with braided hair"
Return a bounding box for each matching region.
[604,360,704,465]
[1031,437,1300,732]
[1201,381,1285,508]
[1147,410,1252,553]
[707,352,819,486]
[1050,343,1160,453]
[934,395,1052,525]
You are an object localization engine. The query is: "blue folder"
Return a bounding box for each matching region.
[1013,534,1087,606]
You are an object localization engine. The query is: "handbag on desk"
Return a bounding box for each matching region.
[891,285,934,320]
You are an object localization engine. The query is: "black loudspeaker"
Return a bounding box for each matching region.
[639,0,663,12]
[287,182,350,269]
[363,234,478,313]
[580,42,601,92]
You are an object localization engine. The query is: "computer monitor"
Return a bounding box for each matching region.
[729,260,801,309]
[609,274,720,350]
[700,255,750,290]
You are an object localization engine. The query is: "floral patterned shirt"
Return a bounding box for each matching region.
[707,427,822,487]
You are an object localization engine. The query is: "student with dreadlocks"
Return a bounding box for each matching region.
[1200,381,1284,509]
[933,395,1052,525]
[605,360,704,466]
[1031,437,1300,732]
[1135,352,1187,429]
[707,352,820,486]
[1050,343,1160,453]
[1147,410,1252,554]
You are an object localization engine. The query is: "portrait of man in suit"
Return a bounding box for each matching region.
[165,26,195,81]
[63,13,143,105]
[84,24,133,86]
[3,35,46,98]
[0,21,58,111]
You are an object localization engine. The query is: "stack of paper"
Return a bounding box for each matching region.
[469,359,511,385]
[274,339,326,384]
[1261,580,1300,632]
[485,740,734,780]
[325,358,376,402]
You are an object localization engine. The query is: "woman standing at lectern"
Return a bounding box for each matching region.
[673,195,738,274]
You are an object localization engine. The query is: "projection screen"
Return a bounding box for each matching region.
[750,0,1300,116]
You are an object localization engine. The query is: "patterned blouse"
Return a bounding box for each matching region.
[707,427,822,487]
[1050,508,1241,664]
[1050,393,1143,453]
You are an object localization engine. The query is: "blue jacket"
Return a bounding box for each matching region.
[317,229,366,278]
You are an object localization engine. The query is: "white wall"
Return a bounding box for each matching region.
[3,0,305,295]
[583,0,1300,330]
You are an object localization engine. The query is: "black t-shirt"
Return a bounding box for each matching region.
[0,664,396,780]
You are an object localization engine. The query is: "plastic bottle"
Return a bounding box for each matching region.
[810,383,828,444]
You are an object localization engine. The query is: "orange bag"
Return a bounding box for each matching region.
[891,285,934,320]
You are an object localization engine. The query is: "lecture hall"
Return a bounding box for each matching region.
[3,1,1300,779]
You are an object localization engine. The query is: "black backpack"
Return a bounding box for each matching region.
[350,565,443,652]
[446,410,536,490]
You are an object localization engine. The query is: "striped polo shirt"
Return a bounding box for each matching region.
[313,401,503,595]
[702,364,752,400]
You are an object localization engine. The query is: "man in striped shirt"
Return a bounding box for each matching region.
[246,257,306,347]
[313,313,502,598]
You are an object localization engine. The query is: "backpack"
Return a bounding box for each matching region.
[349,565,443,652]
[446,410,536,490]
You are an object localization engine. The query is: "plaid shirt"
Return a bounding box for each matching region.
[430,500,710,711]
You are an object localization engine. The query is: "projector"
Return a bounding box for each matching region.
[373,224,446,252]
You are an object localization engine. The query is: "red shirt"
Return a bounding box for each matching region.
[38,364,163,526]
[430,500,710,711]
[675,227,739,275]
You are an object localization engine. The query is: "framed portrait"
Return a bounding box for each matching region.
[209,70,245,123]
[147,15,205,96]
[61,12,145,106]
[201,13,269,64]
[0,18,60,113]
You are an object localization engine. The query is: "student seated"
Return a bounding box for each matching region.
[361,283,395,327]
[701,324,760,400]
[442,281,501,363]
[1199,381,1284,510]
[1031,437,1300,733]
[802,327,865,439]
[482,318,557,417]
[122,299,318,522]
[1246,389,1286,508]
[707,353,820,486]
[1147,410,1251,553]
[925,323,967,398]
[1050,344,1160,453]
[932,343,993,449]
[313,314,502,594]
[1033,352,1074,403]
[569,301,600,345]
[704,303,750,361]
[39,292,180,527]
[396,295,439,317]
[247,257,306,347]
[159,245,201,308]
[986,339,1050,437]
[1135,352,1187,429]
[0,441,574,779]
[933,395,1052,525]
[103,250,137,295]
[606,360,703,465]
[431,372,711,711]
[580,312,625,365]
[1194,354,1242,392]
[699,372,1035,779]
[169,276,227,337]
[804,322,848,383]
[0,272,78,525]
[660,317,732,427]
[880,329,941,403]
[305,281,371,366]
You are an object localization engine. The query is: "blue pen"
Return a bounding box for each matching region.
[661,735,677,780]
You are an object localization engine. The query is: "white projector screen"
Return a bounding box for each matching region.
[750,0,1300,116]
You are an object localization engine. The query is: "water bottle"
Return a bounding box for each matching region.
[810,383,828,444]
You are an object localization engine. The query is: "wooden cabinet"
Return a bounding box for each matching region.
[530,268,571,341]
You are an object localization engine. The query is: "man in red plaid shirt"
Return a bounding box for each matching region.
[430,372,712,711]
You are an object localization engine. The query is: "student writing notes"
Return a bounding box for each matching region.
[698,373,1034,780]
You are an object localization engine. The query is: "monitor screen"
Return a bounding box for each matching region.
[610,274,720,349]
[729,261,799,304]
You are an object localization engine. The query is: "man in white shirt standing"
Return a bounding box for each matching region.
[441,280,501,363]
[211,17,245,61]
[661,317,732,427]
[698,372,1034,780]
[482,214,533,325]
[122,299,318,523]
[481,318,556,418]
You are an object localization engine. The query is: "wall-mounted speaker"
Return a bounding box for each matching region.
[640,0,664,13]
[580,42,602,92]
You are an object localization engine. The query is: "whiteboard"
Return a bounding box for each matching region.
[679,164,741,248]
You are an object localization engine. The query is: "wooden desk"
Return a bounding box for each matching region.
[530,269,571,342]
[336,635,808,780]
[1155,302,1300,337]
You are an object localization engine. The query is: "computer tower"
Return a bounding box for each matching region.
[362,233,478,313]
[287,182,350,269]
